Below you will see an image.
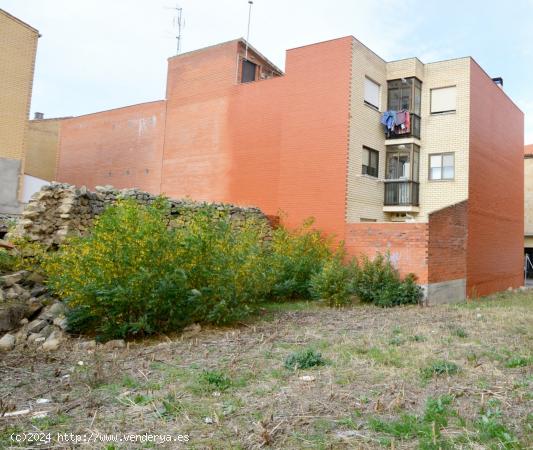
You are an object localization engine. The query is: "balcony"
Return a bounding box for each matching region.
[384,181,419,210]
[381,112,420,140]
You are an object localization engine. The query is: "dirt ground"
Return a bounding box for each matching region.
[1,291,532,449]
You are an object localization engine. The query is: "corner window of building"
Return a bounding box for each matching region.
[386,144,419,180]
[364,77,380,110]
[362,147,379,177]
[241,60,257,83]
[430,86,456,114]
[386,78,422,139]
[429,153,455,180]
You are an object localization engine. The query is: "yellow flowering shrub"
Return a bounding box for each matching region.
[267,218,337,300]
[44,199,273,340]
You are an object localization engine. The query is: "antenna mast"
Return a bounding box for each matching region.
[245,1,253,59]
[174,4,184,55]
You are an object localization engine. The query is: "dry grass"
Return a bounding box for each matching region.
[1,291,532,449]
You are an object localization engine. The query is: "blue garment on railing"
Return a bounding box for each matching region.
[381,111,397,131]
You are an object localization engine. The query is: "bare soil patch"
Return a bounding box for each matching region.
[1,292,532,449]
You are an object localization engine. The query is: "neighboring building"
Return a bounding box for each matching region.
[25,114,70,182]
[57,37,524,302]
[524,145,533,260]
[0,9,39,214]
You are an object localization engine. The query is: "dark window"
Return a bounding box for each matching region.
[362,147,379,178]
[241,60,257,83]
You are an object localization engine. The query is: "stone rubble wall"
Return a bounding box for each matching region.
[9,183,272,247]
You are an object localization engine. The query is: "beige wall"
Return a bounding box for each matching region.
[0,9,38,212]
[26,118,64,181]
[417,58,470,220]
[524,156,533,244]
[346,38,388,223]
[0,10,38,162]
[346,52,471,223]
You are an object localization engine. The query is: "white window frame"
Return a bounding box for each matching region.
[429,152,455,180]
[364,76,380,110]
[430,86,457,114]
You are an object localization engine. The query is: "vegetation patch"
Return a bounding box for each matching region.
[421,360,460,379]
[284,348,327,370]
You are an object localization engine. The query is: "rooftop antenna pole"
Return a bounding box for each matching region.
[245,0,253,60]
[172,4,183,55]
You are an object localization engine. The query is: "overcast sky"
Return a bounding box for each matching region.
[2,0,533,143]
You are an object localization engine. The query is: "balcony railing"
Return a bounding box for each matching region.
[384,180,420,206]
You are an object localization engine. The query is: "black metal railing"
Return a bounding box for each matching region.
[384,181,420,206]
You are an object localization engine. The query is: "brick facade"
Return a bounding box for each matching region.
[0,9,39,212]
[428,201,467,284]
[345,222,429,283]
[56,37,524,301]
[57,100,166,195]
[467,61,524,296]
[25,118,69,181]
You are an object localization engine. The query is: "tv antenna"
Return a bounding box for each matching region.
[245,1,253,59]
[169,4,184,55]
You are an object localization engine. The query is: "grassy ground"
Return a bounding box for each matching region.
[0,291,531,449]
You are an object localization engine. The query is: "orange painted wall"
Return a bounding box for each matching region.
[276,39,352,236]
[467,60,524,297]
[57,100,166,193]
[162,37,353,237]
[161,41,238,202]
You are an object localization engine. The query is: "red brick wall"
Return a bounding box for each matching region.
[276,38,352,236]
[160,41,238,202]
[162,37,353,237]
[467,60,524,296]
[428,201,467,284]
[344,223,429,283]
[57,100,166,193]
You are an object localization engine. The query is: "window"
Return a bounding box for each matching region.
[364,77,380,110]
[429,153,454,180]
[385,144,420,180]
[430,86,456,114]
[387,78,422,112]
[362,147,379,177]
[241,60,257,83]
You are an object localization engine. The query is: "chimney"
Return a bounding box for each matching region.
[492,77,503,89]
[34,112,44,119]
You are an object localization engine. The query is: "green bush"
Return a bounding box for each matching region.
[309,256,357,306]
[267,219,334,300]
[284,348,326,370]
[0,249,16,273]
[353,254,422,307]
[44,199,272,340]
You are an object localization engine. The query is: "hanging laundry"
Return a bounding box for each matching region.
[381,111,397,131]
[395,110,407,126]
[396,111,411,135]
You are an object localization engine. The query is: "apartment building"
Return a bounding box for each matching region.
[56,37,524,302]
[525,145,533,258]
[0,9,39,213]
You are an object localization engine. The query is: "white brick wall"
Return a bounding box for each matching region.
[346,38,387,223]
[346,49,471,223]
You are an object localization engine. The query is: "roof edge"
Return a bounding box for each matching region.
[0,9,39,34]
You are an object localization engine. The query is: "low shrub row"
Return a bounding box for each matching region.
[41,199,422,340]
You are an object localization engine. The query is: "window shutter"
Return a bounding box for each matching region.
[364,77,380,109]
[431,86,456,113]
